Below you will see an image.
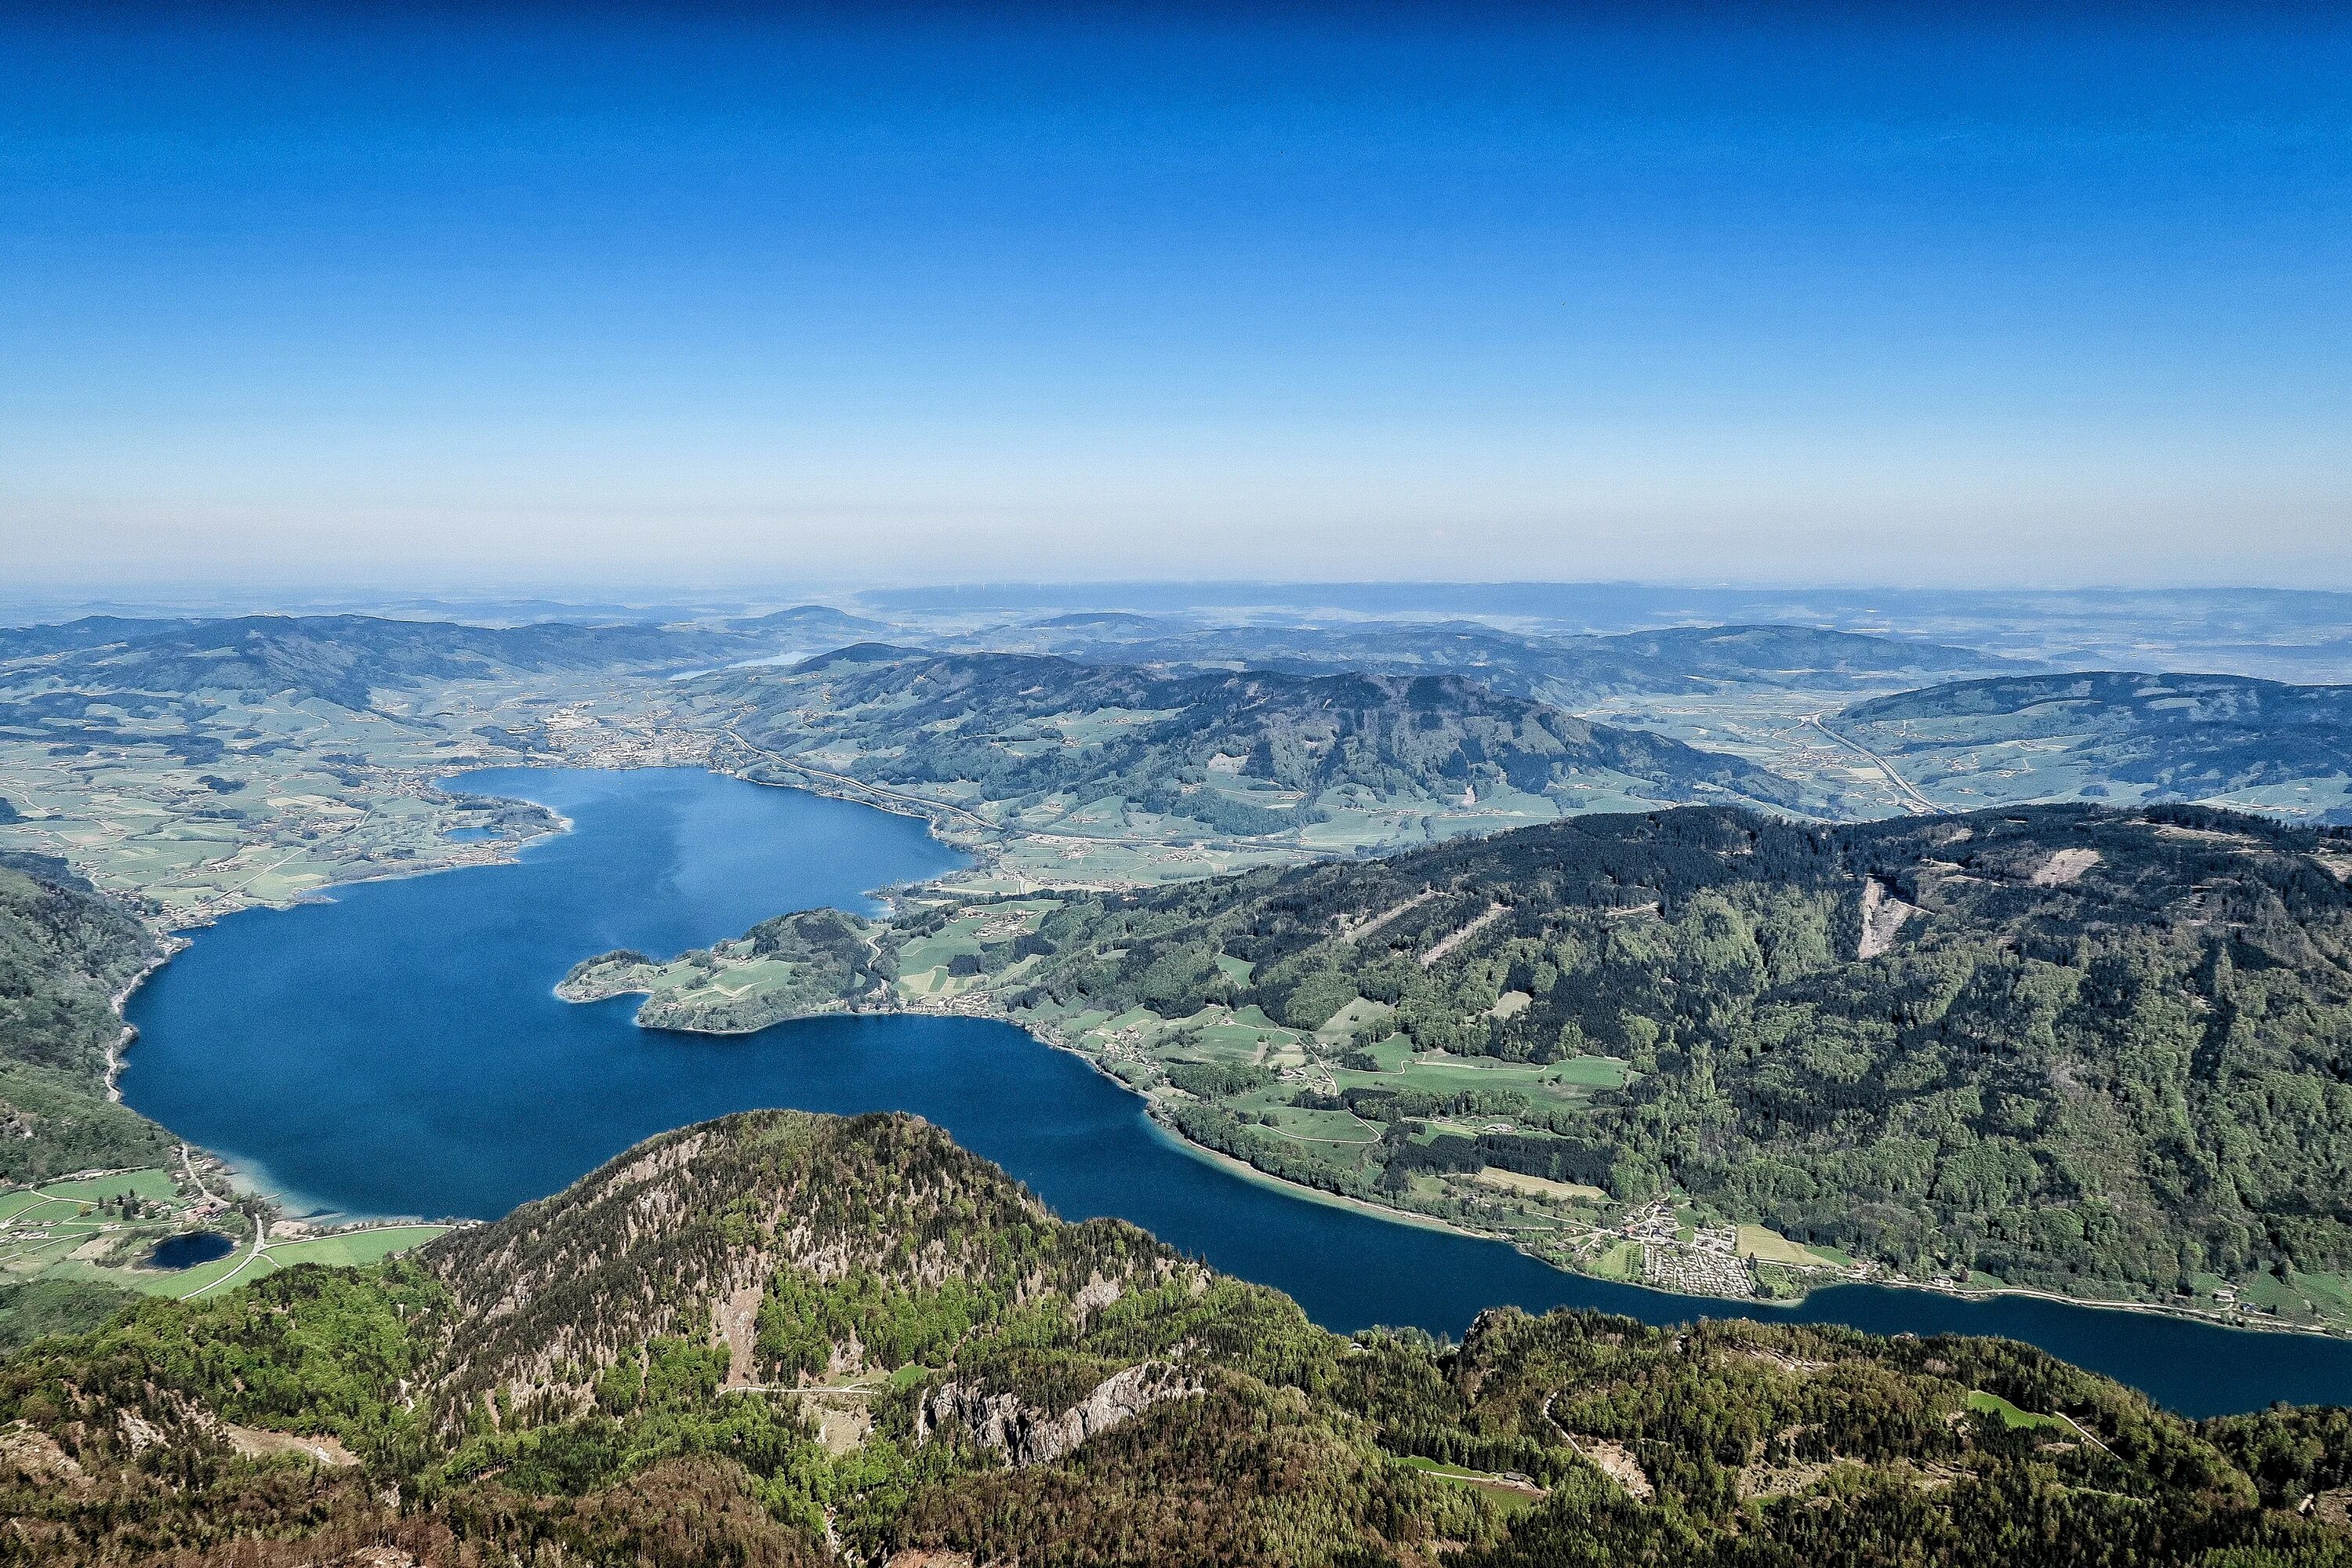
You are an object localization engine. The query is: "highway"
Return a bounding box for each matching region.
[1802,714,1940,815]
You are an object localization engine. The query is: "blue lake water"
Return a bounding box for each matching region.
[122,766,2352,1417]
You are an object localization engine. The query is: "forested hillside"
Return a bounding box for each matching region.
[885,802,2352,1310]
[1838,671,2352,822]
[0,612,772,714]
[982,617,2017,706]
[690,644,1828,843]
[0,858,170,1183]
[8,1108,2352,1566]
[557,907,887,1033]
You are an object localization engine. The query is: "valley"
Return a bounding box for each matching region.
[5,598,2352,1417]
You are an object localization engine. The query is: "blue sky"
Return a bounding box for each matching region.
[4,5,2348,590]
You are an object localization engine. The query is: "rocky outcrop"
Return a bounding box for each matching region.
[917,1360,1201,1468]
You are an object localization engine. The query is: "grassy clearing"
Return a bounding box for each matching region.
[1736,1225,1823,1267]
[1334,1051,1621,1113]
[1588,1240,1645,1281]
[1397,1455,1544,1512]
[1548,1054,1632,1088]
[264,1225,448,1269]
[1318,995,1395,1036]
[35,1170,181,1203]
[1965,1390,2067,1431]
[1478,1168,1607,1203]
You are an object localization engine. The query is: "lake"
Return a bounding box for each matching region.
[122,766,2352,1417]
[145,1231,237,1270]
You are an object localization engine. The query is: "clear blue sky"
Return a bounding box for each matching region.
[4,5,2347,590]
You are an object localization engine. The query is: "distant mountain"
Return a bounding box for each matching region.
[957,619,2020,707]
[723,603,892,640]
[0,616,199,659]
[1839,670,2352,820]
[694,644,1828,835]
[13,1105,2352,1566]
[1021,610,1177,633]
[0,613,765,711]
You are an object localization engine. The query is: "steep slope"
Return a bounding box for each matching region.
[5,1109,2352,1566]
[1838,670,2352,821]
[0,860,169,1184]
[690,644,1828,841]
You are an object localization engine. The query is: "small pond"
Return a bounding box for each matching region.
[145,1231,237,1269]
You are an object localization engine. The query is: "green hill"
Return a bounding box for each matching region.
[1838,671,2352,822]
[843,802,2352,1312]
[690,644,1829,848]
[8,1108,2352,1566]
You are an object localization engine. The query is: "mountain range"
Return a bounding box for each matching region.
[690,644,1831,842]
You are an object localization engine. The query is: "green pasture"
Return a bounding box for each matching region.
[1349,1034,1415,1072]
[1318,996,1394,1039]
[1548,1054,1632,1088]
[262,1225,449,1269]
[1330,1050,1619,1110]
[0,1190,57,1223]
[35,1169,181,1203]
[1735,1225,1821,1268]
[1588,1240,1644,1281]
[1260,1107,1381,1146]
[1397,1455,1544,1513]
[1965,1391,2066,1431]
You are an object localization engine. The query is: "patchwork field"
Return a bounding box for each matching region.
[0,1163,448,1311]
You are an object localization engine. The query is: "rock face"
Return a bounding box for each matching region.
[918,1360,1202,1468]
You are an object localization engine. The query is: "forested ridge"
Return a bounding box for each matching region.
[937,801,2352,1301]
[9,1108,2352,1566]
[0,856,171,1183]
[698,644,1824,833]
[0,614,775,713]
[936,618,2012,706]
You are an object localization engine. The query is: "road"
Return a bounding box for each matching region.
[1802,714,1940,815]
[177,1142,218,1203]
[724,728,1003,832]
[180,1212,266,1300]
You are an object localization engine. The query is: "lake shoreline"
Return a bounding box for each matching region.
[114,764,2352,1414]
[615,981,2352,1349]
